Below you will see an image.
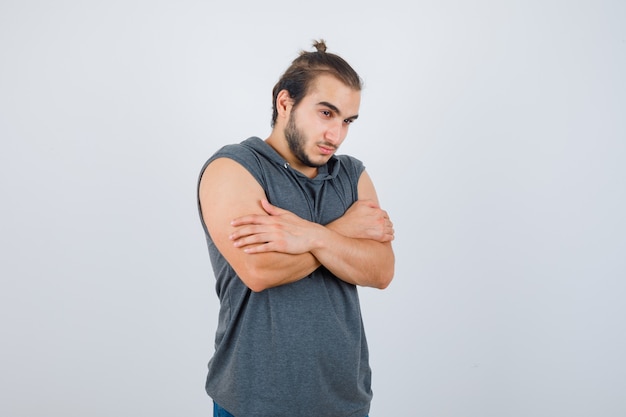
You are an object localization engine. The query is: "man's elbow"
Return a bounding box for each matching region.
[372,245,395,289]
[371,254,395,289]
[247,282,269,293]
[230,260,264,292]
[236,261,289,293]
[238,267,273,293]
[374,268,394,289]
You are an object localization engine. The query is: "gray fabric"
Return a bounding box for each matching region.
[197,137,372,417]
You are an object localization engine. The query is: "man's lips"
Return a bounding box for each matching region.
[318,144,336,155]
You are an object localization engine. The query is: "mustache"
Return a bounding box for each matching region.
[318,142,337,150]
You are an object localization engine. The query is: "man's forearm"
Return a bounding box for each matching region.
[229,199,394,290]
[310,226,394,289]
[235,250,321,292]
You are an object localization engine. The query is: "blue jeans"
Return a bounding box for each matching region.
[213,401,368,417]
[213,401,235,417]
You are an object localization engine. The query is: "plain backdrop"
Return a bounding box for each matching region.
[1,1,625,416]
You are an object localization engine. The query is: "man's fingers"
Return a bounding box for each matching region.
[261,199,286,215]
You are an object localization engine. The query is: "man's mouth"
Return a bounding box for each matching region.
[318,144,336,155]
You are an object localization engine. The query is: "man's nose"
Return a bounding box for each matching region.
[325,121,342,143]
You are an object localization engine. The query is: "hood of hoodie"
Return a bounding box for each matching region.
[241,137,342,181]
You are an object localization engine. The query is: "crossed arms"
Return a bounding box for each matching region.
[199,157,395,292]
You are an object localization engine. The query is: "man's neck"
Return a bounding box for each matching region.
[264,134,318,179]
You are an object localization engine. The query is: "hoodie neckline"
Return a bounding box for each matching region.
[242,137,340,181]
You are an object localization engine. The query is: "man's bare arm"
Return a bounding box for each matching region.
[313,171,395,288]
[307,171,394,288]
[199,157,320,292]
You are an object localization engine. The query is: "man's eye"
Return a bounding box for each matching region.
[321,110,332,117]
[344,119,354,125]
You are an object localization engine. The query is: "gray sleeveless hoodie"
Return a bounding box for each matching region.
[197,137,372,417]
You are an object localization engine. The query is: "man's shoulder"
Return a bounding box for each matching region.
[211,137,262,158]
[202,138,270,172]
[199,138,263,182]
[334,153,363,164]
[333,153,365,176]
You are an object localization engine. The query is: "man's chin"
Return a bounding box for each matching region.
[307,156,332,168]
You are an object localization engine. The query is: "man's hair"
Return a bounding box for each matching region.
[271,40,363,127]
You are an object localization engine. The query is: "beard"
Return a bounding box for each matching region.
[284,111,325,168]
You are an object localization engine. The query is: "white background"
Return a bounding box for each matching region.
[1,1,625,416]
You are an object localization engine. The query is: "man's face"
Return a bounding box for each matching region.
[283,74,361,170]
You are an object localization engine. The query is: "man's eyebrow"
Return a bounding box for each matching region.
[318,101,359,121]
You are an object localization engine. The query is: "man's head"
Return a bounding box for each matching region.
[271,40,363,127]
[267,41,363,177]
[279,74,361,170]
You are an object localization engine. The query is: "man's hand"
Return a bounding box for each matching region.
[327,199,394,242]
[230,199,323,255]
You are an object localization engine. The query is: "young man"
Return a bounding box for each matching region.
[198,40,395,417]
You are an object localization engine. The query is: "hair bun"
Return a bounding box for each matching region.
[312,39,327,53]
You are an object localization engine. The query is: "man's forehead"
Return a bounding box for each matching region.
[309,73,358,94]
[306,75,361,112]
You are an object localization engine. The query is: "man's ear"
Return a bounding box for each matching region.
[275,89,294,120]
